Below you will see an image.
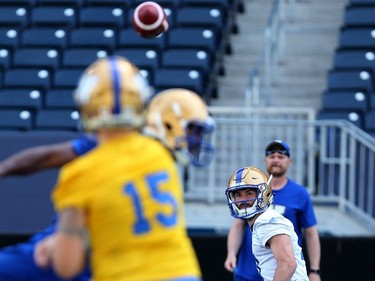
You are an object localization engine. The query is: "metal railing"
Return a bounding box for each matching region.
[264,0,285,97]
[186,106,375,230]
[246,0,290,107]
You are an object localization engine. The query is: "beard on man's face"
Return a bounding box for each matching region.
[267,165,286,178]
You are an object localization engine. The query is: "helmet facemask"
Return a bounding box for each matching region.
[175,118,215,167]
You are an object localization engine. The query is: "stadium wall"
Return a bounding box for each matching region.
[0,234,374,281]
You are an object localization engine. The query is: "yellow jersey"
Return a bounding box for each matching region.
[52,132,201,281]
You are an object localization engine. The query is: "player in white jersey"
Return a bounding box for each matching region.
[225,166,309,281]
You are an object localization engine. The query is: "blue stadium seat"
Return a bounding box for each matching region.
[4,69,51,89]
[327,69,373,91]
[79,6,126,28]
[348,0,375,6]
[334,50,375,71]
[317,110,364,128]
[13,48,60,69]
[340,27,375,49]
[0,109,34,131]
[31,6,77,27]
[132,0,181,7]
[0,48,11,70]
[118,28,166,50]
[176,7,225,31]
[62,48,108,68]
[113,48,160,72]
[181,0,230,9]
[0,28,20,50]
[0,6,29,28]
[154,68,204,94]
[45,89,75,109]
[0,0,35,5]
[84,0,132,6]
[162,48,212,73]
[69,27,116,50]
[167,27,218,52]
[53,68,83,88]
[0,89,42,109]
[35,109,80,131]
[21,28,68,49]
[36,0,83,5]
[322,91,369,112]
[364,111,375,131]
[344,6,375,27]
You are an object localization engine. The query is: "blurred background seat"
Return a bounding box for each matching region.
[113,48,160,72]
[0,109,34,131]
[62,48,108,68]
[317,110,364,129]
[344,6,375,27]
[69,27,116,50]
[45,89,75,109]
[327,69,373,91]
[118,27,167,50]
[339,27,375,49]
[21,27,68,49]
[13,48,60,70]
[0,89,42,110]
[0,6,29,28]
[79,6,126,28]
[35,109,79,131]
[53,68,83,89]
[154,68,205,98]
[0,28,21,51]
[31,6,77,27]
[4,69,51,90]
[322,90,369,112]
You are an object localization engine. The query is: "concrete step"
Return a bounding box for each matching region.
[184,202,375,236]
[290,3,346,23]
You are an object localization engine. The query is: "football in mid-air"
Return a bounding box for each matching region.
[132,1,169,39]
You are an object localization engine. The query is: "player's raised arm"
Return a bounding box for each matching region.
[0,141,77,178]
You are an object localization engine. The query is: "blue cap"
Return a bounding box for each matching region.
[265,140,290,157]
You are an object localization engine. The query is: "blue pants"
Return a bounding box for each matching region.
[0,218,91,281]
[234,274,261,281]
[0,242,90,281]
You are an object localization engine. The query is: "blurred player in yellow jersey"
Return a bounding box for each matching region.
[34,56,215,281]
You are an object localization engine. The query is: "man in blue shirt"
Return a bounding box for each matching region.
[224,140,322,281]
[0,134,96,281]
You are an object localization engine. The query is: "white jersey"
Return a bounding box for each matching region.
[252,209,309,281]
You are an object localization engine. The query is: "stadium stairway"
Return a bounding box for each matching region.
[212,0,347,109]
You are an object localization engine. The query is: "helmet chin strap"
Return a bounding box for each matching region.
[267,174,273,186]
[174,150,191,167]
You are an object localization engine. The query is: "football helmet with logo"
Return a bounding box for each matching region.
[74,56,152,131]
[145,88,215,167]
[226,166,274,219]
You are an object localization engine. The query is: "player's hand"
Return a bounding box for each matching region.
[34,234,57,268]
[224,253,237,272]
